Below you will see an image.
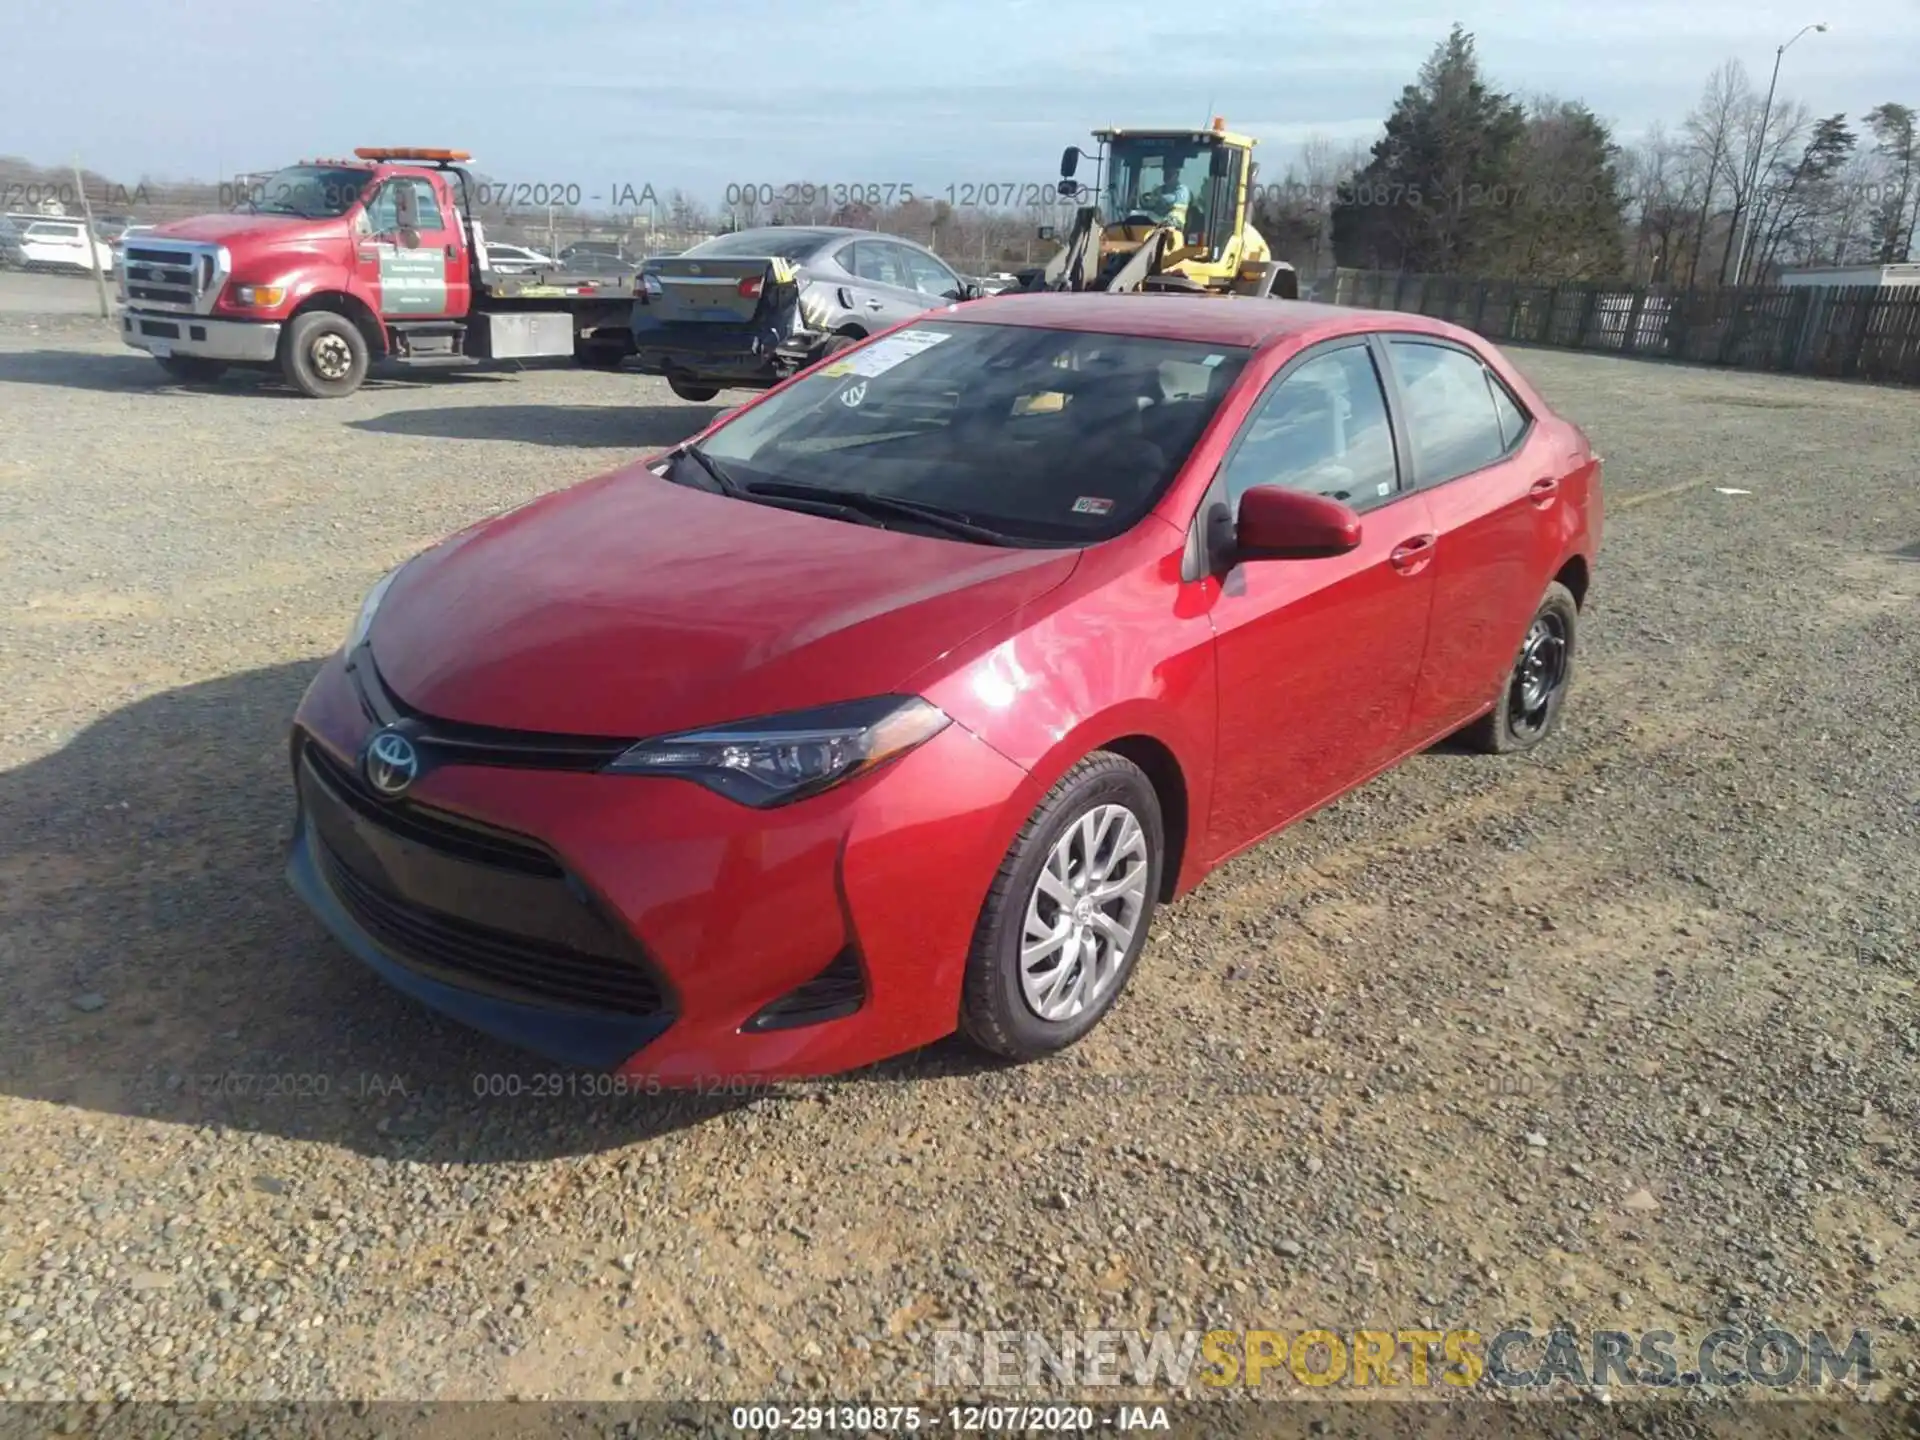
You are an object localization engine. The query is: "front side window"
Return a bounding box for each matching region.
[690,321,1252,545]
[1218,344,1401,509]
[364,177,446,234]
[1388,339,1511,484]
[901,245,961,298]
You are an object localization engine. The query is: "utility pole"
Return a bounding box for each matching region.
[1732,22,1827,286]
[71,157,111,320]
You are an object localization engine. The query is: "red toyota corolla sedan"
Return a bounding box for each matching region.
[286,294,1601,1081]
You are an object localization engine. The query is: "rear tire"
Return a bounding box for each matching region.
[156,356,227,383]
[959,753,1164,1062]
[280,311,370,399]
[667,376,720,402]
[1460,581,1578,754]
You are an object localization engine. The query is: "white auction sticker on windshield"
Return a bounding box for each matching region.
[1072,496,1114,515]
[820,328,952,379]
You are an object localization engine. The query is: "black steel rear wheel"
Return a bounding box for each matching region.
[1461,581,1578,754]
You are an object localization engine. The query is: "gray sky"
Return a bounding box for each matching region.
[2,0,1912,200]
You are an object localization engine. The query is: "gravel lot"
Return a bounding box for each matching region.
[0,285,1915,1422]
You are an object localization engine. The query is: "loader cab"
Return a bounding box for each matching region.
[1068,124,1251,272]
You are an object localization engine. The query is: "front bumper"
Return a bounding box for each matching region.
[121,308,282,363]
[285,650,1030,1079]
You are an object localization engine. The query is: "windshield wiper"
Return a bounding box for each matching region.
[744,480,1010,543]
[674,443,746,498]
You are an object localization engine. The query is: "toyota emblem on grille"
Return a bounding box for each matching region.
[363,729,420,798]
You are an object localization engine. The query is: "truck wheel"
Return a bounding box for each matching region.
[668,377,721,402]
[281,311,369,398]
[157,356,227,384]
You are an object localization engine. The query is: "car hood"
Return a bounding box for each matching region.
[148,213,340,247]
[368,465,1081,737]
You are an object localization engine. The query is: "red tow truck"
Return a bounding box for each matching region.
[117,147,636,397]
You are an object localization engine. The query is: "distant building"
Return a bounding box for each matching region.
[1775,262,1920,288]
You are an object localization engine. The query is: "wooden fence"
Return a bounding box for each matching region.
[1329,269,1920,385]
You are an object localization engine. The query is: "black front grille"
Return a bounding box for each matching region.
[304,739,559,877]
[297,735,670,1018]
[316,842,665,1016]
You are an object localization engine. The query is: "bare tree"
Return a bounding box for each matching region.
[1682,60,1750,286]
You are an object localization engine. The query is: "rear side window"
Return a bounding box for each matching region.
[1488,372,1531,448]
[1387,339,1511,484]
[849,241,910,288]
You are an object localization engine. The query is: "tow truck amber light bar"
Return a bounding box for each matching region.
[353,147,472,162]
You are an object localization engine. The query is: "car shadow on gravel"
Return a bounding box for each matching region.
[347,403,725,449]
[0,349,527,397]
[0,661,778,1162]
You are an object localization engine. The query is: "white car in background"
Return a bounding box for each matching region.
[480,242,554,274]
[12,217,116,274]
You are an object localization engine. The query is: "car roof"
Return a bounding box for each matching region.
[946,292,1479,351]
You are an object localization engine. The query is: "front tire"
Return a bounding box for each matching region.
[280,311,370,398]
[156,356,227,383]
[959,752,1163,1061]
[1461,581,1578,754]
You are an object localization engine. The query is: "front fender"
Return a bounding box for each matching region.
[914,524,1218,896]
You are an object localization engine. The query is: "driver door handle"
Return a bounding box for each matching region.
[1389,534,1437,575]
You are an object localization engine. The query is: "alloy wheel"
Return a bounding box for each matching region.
[1018,803,1150,1022]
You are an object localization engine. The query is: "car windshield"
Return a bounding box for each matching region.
[686,230,828,261]
[239,165,373,219]
[689,319,1250,546]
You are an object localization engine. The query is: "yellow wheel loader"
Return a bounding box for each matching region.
[1014,117,1298,300]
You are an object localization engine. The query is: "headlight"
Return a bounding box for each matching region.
[234,284,287,306]
[346,566,401,652]
[606,696,950,807]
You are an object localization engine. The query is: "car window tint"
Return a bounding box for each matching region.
[1488,371,1530,448]
[901,246,958,297]
[1388,340,1509,482]
[1219,345,1399,509]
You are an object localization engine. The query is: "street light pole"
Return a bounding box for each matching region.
[1732,22,1827,286]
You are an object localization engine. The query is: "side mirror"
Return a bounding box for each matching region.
[1057,177,1079,200]
[1036,225,1057,241]
[1233,485,1361,561]
[1210,146,1234,180]
[1060,146,1082,179]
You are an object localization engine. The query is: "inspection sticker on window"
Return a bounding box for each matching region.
[1072,496,1114,515]
[820,328,951,379]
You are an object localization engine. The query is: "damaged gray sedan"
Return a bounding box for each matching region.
[631,226,981,400]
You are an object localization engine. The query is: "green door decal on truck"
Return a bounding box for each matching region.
[377,246,447,314]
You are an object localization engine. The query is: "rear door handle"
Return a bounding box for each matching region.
[1389,534,1437,574]
[1529,476,1560,506]
[865,299,884,310]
